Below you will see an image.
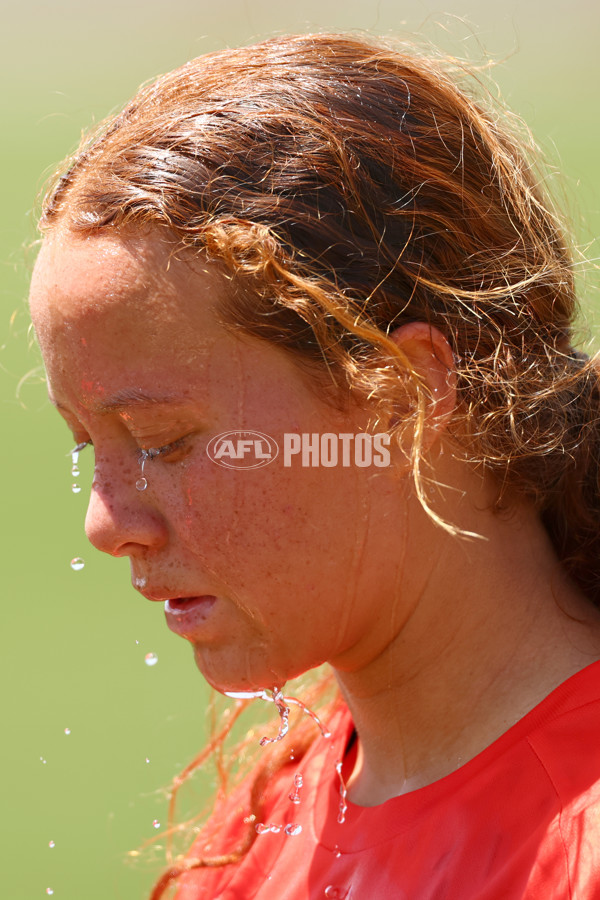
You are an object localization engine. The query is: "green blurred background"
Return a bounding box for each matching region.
[2,1,600,897]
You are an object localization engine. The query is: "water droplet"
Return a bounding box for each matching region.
[48,840,55,849]
[144,652,158,667]
[268,823,282,834]
[135,639,140,645]
[136,450,152,491]
[70,446,81,480]
[152,819,160,829]
[255,822,270,834]
[324,887,348,899]
[70,558,85,572]
[289,772,303,804]
[224,689,269,700]
[284,695,332,738]
[64,728,71,735]
[334,845,342,858]
[284,823,302,836]
[46,890,54,896]
[259,687,290,746]
[145,757,150,764]
[71,483,81,493]
[40,757,47,765]
[336,761,348,824]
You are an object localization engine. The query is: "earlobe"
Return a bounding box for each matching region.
[387,321,457,443]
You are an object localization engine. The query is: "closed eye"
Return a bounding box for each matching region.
[140,436,190,462]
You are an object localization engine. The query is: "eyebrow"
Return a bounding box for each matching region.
[96,388,192,412]
[53,388,193,414]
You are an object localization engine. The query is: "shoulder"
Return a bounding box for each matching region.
[523,660,600,806]
[522,664,600,897]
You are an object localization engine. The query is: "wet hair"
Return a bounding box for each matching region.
[38,31,600,894]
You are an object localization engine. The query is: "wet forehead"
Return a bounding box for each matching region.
[31,230,147,319]
[28,228,235,415]
[29,228,213,328]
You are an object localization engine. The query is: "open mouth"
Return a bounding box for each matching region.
[164,596,217,615]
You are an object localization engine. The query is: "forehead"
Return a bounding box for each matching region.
[28,227,334,424]
[28,228,247,416]
[29,227,222,331]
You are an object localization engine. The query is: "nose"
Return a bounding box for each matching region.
[84,463,168,558]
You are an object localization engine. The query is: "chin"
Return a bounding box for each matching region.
[191,644,288,695]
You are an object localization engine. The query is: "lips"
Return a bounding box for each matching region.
[163,595,218,638]
[164,596,217,614]
[134,582,219,637]
[135,585,212,604]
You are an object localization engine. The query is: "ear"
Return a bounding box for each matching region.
[387,321,457,445]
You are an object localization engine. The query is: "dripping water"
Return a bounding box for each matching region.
[254,822,303,837]
[285,696,331,739]
[259,688,289,745]
[69,442,87,477]
[288,772,303,804]
[221,687,331,839]
[335,761,348,824]
[223,687,331,743]
[136,450,150,491]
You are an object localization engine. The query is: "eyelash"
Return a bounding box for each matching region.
[140,438,187,461]
[70,437,188,460]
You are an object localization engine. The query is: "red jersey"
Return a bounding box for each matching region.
[175,661,600,898]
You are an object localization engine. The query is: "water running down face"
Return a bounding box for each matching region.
[29,228,417,694]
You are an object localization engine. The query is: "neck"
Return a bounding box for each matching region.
[333,463,600,806]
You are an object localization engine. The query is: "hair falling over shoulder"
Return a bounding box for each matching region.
[38,32,600,894]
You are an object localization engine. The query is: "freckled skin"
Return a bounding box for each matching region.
[31,227,600,807]
[29,229,412,693]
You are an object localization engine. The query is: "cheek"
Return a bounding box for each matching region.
[175,459,317,566]
[172,454,376,599]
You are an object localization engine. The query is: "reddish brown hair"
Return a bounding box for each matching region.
[39,31,600,894]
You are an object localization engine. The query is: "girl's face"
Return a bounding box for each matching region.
[29,229,411,693]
